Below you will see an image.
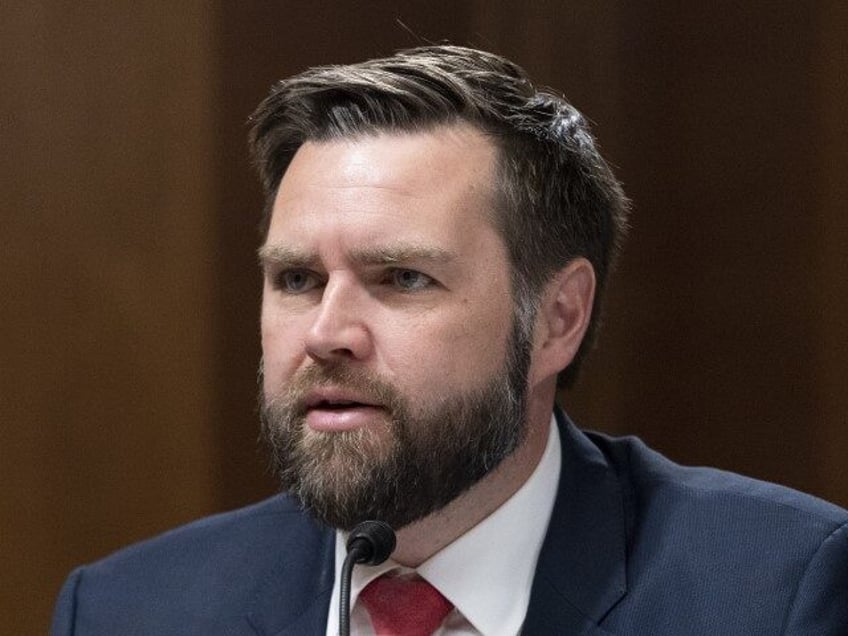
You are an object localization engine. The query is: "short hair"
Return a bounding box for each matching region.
[249,45,630,387]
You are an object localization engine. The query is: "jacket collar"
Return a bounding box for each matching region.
[523,410,627,635]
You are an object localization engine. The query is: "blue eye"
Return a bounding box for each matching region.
[391,269,432,291]
[279,270,318,293]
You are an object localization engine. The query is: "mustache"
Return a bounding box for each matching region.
[264,363,404,415]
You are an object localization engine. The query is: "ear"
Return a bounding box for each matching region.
[530,258,596,384]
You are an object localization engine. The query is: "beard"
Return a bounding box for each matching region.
[260,320,533,531]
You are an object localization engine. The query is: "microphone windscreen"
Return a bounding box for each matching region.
[346,520,396,565]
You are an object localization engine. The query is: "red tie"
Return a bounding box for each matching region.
[358,573,454,635]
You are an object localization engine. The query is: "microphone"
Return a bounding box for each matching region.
[339,520,396,636]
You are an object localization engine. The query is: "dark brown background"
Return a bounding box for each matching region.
[2,2,846,633]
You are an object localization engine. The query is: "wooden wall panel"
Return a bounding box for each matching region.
[815,0,848,504]
[565,2,848,507]
[0,3,217,632]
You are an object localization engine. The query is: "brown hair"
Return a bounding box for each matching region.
[249,45,630,386]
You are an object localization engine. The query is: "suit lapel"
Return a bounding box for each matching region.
[245,511,335,636]
[524,411,626,634]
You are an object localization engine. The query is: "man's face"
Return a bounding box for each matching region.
[259,125,531,530]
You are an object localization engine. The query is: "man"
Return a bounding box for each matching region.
[52,46,847,635]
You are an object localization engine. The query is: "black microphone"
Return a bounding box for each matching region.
[339,520,396,636]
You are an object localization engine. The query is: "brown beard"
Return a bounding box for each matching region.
[260,320,532,531]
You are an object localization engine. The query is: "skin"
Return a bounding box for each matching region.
[259,123,595,565]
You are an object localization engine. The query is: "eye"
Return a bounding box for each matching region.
[390,268,433,291]
[277,270,320,294]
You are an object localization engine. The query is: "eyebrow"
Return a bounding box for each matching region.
[257,243,456,269]
[257,245,315,270]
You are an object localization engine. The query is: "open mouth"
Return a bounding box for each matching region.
[303,390,386,431]
[311,399,369,410]
[305,390,381,410]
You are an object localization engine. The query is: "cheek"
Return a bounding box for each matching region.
[379,301,513,392]
[455,310,513,371]
[260,310,304,392]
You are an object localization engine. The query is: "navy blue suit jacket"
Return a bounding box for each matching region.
[52,413,848,634]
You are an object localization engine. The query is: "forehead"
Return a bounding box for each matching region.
[267,124,501,245]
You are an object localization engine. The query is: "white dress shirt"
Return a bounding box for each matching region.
[326,415,562,635]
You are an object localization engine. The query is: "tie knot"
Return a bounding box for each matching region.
[358,573,453,635]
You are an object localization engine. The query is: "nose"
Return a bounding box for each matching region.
[304,275,373,362]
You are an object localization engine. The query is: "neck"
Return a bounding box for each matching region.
[389,385,556,567]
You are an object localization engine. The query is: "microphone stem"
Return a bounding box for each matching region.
[339,521,396,635]
[339,548,361,636]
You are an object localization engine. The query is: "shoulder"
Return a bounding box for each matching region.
[584,429,848,633]
[51,494,333,634]
[82,494,321,578]
[586,429,848,531]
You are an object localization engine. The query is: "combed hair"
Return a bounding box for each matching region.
[249,45,630,387]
